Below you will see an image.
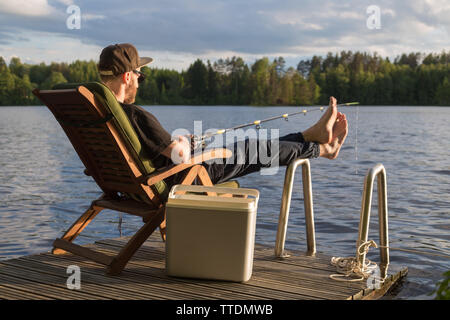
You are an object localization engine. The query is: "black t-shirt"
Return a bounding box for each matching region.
[120,103,173,169]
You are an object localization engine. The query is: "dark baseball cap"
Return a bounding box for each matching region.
[98,43,153,76]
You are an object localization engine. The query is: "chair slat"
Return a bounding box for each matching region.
[57,109,94,116]
[94,198,157,217]
[100,181,143,194]
[98,167,129,176]
[85,144,118,152]
[101,174,134,184]
[53,239,114,265]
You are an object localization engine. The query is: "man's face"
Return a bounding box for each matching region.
[123,67,140,104]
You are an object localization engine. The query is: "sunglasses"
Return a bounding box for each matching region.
[132,70,145,83]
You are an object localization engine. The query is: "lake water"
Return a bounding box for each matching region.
[0,105,449,300]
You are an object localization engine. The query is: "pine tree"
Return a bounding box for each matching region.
[435,77,450,106]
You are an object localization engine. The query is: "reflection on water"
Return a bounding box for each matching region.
[0,105,449,299]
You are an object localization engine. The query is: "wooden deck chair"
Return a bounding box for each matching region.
[32,82,236,275]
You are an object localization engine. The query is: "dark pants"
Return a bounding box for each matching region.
[166,132,320,187]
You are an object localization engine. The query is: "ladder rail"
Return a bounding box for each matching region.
[275,158,316,257]
[357,163,389,279]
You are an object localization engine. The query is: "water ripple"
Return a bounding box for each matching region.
[0,106,449,299]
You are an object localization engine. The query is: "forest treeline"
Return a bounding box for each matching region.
[0,51,449,106]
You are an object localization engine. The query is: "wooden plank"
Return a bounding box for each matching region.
[97,239,407,301]
[97,238,377,294]
[23,253,268,300]
[33,251,270,300]
[1,257,189,300]
[0,263,106,300]
[53,239,114,266]
[49,240,314,300]
[0,285,54,300]
[100,239,339,285]
[2,259,137,300]
[51,251,310,300]
[91,241,346,299]
[104,237,344,277]
[94,240,354,300]
[0,232,406,300]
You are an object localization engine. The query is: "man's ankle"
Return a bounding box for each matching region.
[319,144,325,157]
[302,128,313,142]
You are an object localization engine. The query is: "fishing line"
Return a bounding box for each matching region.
[355,103,359,175]
[118,212,123,237]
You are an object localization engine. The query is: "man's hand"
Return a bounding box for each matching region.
[161,135,192,164]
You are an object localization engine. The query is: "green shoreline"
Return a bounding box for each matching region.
[1,51,449,107]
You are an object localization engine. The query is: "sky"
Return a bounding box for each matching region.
[0,0,449,71]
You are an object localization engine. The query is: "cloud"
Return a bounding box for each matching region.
[0,0,56,16]
[0,0,448,70]
[82,14,106,21]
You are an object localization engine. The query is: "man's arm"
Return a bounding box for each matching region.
[161,135,191,164]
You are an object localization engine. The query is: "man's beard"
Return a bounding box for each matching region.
[123,81,137,104]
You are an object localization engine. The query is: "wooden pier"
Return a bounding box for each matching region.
[0,234,407,300]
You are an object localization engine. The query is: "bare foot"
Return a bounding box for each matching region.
[332,112,347,140]
[319,113,348,159]
[302,96,337,144]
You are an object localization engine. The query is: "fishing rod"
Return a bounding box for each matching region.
[193,102,359,145]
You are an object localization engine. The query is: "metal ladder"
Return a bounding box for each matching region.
[274,160,390,278]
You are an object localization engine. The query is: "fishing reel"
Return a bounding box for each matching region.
[191,134,205,150]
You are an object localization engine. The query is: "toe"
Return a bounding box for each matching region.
[329,96,337,106]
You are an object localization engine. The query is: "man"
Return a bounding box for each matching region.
[97,43,348,187]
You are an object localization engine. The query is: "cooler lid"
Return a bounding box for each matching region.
[167,185,259,212]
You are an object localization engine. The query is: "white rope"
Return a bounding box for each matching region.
[330,239,450,283]
[330,240,385,283]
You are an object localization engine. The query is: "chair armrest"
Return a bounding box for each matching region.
[144,148,231,186]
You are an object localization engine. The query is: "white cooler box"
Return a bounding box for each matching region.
[165,184,259,282]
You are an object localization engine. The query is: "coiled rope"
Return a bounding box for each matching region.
[330,240,450,283]
[330,240,385,283]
